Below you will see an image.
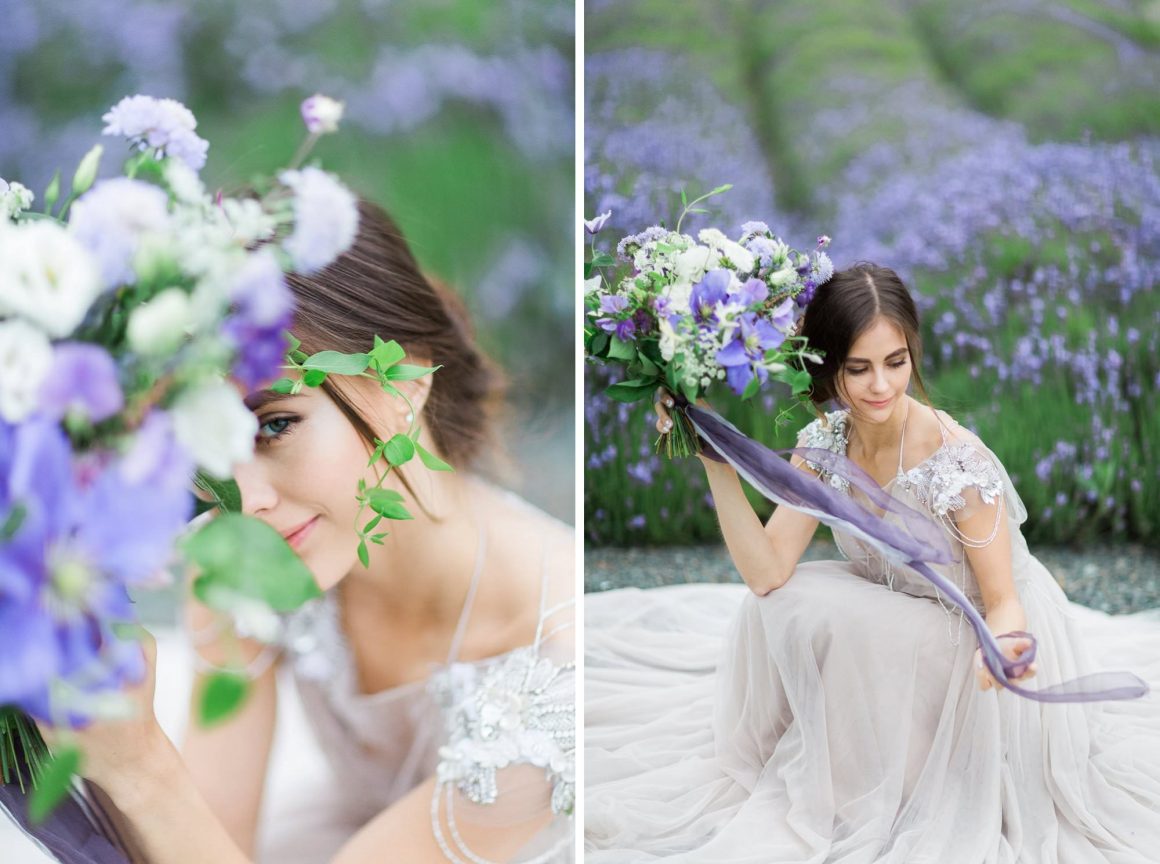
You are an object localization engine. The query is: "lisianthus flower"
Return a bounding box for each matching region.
[584,210,612,235]
[0,416,192,721]
[127,288,193,356]
[716,313,785,394]
[69,177,171,289]
[0,220,102,337]
[38,343,124,424]
[102,95,209,171]
[0,318,53,423]
[690,269,731,325]
[300,94,345,135]
[170,380,257,478]
[279,167,359,274]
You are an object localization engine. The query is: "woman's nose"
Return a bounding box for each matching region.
[233,457,279,516]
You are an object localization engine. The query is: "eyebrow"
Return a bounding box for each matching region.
[243,390,305,412]
[845,348,908,364]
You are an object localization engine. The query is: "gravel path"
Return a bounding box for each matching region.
[585,541,1160,615]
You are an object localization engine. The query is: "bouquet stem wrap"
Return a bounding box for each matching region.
[0,775,131,864]
[684,402,1150,704]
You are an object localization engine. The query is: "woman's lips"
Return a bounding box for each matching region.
[282,516,319,551]
[864,397,893,408]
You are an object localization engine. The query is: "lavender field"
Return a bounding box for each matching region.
[585,0,1160,546]
[0,0,575,519]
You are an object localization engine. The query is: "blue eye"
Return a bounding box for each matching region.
[257,416,297,443]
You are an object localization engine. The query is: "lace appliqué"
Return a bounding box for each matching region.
[430,647,576,817]
[902,442,1004,518]
[798,410,850,493]
[279,592,349,695]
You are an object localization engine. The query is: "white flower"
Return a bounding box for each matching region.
[0,178,34,219]
[0,318,53,422]
[813,251,834,284]
[658,317,678,361]
[102,95,209,171]
[769,265,797,287]
[279,167,358,274]
[697,228,728,247]
[171,380,257,478]
[299,94,345,134]
[672,245,715,284]
[0,220,102,337]
[718,239,755,274]
[584,275,602,295]
[69,178,171,289]
[127,288,192,356]
[220,198,276,245]
[163,159,206,205]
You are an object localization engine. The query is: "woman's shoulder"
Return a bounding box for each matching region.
[904,405,1006,516]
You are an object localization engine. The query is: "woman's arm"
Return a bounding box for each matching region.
[655,392,819,595]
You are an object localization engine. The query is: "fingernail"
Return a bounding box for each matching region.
[663,419,673,431]
[664,398,674,407]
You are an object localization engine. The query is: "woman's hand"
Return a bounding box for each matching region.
[974,633,1038,691]
[39,630,167,792]
[653,388,725,468]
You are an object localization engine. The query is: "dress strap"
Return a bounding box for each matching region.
[896,398,910,475]
[444,516,488,664]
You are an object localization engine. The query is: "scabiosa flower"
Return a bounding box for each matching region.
[279,167,359,274]
[38,343,124,424]
[102,95,209,171]
[69,178,171,289]
[585,210,612,234]
[299,94,345,134]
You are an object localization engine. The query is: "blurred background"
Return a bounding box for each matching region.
[585,0,1160,608]
[0,0,575,521]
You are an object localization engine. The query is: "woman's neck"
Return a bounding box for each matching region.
[343,467,485,622]
[845,395,910,462]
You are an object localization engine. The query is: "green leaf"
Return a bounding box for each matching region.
[1,504,27,542]
[369,336,406,371]
[742,373,761,401]
[197,671,249,728]
[590,252,616,268]
[709,183,733,196]
[29,746,81,824]
[680,377,699,404]
[301,351,370,375]
[182,514,321,612]
[357,539,370,568]
[192,473,242,515]
[285,332,301,353]
[416,442,454,472]
[269,378,297,395]
[288,349,308,365]
[605,379,656,403]
[366,488,414,521]
[681,187,688,207]
[382,433,416,466]
[589,332,609,357]
[385,363,441,381]
[607,336,636,362]
[303,369,328,387]
[43,171,60,214]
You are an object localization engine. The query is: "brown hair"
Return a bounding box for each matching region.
[285,198,504,469]
[798,262,932,411]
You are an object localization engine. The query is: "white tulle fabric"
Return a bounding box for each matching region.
[586,408,1160,863]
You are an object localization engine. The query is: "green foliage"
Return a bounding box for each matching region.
[28,746,81,824]
[198,672,250,729]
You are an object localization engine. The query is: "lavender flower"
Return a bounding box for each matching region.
[279,167,359,274]
[102,95,209,171]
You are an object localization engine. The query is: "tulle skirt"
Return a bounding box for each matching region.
[585,557,1160,863]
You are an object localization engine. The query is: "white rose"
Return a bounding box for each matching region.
[0,318,53,422]
[127,288,192,356]
[171,380,257,478]
[0,220,102,337]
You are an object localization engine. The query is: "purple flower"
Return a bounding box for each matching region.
[731,277,768,307]
[37,343,124,424]
[222,251,293,387]
[598,295,628,316]
[716,313,784,394]
[596,315,636,341]
[690,269,730,324]
[299,94,345,134]
[279,167,359,274]
[584,210,612,234]
[768,297,796,331]
[0,417,192,721]
[102,95,209,171]
[68,178,171,289]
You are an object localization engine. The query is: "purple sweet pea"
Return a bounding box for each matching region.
[0,417,193,722]
[598,295,629,316]
[731,277,769,307]
[716,313,786,395]
[690,269,730,324]
[37,343,124,424]
[585,210,612,235]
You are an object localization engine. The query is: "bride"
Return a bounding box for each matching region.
[26,198,575,864]
[585,263,1160,863]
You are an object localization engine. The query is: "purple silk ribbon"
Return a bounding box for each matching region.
[685,403,1149,703]
[0,779,131,864]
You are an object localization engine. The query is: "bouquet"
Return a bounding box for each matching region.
[583,186,833,457]
[0,93,445,831]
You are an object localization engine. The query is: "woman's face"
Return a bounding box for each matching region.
[838,316,913,421]
[231,378,405,591]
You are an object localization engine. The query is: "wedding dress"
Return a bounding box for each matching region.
[586,405,1160,863]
